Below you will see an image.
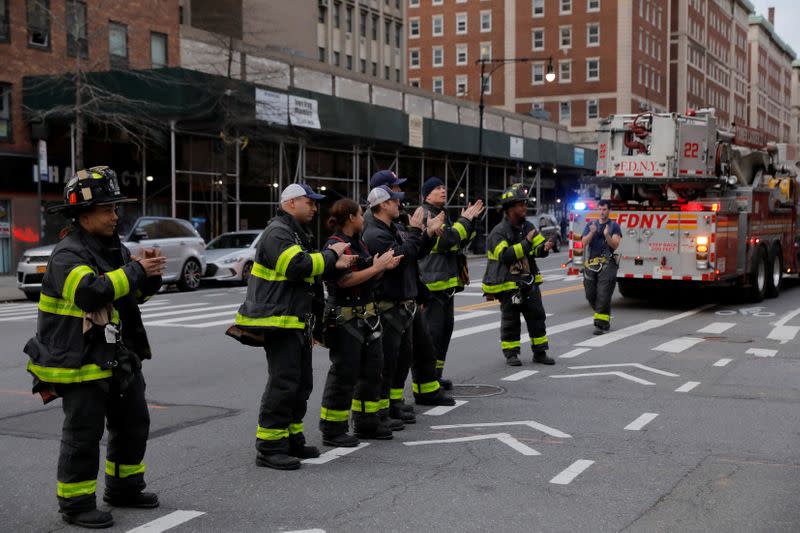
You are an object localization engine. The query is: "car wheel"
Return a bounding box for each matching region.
[241,261,253,285]
[177,259,202,292]
[23,290,40,302]
[765,244,782,299]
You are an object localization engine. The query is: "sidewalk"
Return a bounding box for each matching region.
[0,275,26,302]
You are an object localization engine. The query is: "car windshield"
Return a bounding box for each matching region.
[206,233,258,250]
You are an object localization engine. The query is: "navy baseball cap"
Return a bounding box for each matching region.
[370,170,407,188]
[280,183,325,202]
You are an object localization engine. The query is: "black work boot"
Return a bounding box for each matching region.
[505,353,522,366]
[390,403,416,424]
[379,414,404,431]
[322,433,360,448]
[289,435,320,459]
[255,452,301,470]
[354,421,393,440]
[400,402,415,414]
[438,378,453,390]
[61,509,114,529]
[103,492,159,509]
[415,389,456,406]
[593,327,605,335]
[533,351,555,365]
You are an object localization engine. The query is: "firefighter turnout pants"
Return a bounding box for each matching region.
[393,309,442,401]
[583,261,618,330]
[379,304,415,415]
[56,370,149,513]
[319,316,383,436]
[423,291,455,379]
[257,329,313,456]
[499,286,549,359]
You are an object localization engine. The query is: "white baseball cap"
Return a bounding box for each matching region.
[367,185,405,207]
[280,183,325,203]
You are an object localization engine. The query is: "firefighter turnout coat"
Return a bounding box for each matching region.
[419,202,476,292]
[482,215,549,296]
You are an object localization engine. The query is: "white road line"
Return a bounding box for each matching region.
[0,303,37,310]
[404,433,540,456]
[0,314,37,322]
[551,371,655,386]
[576,305,715,348]
[422,400,468,416]
[145,310,239,325]
[142,304,239,319]
[182,319,236,328]
[624,412,659,431]
[713,358,733,367]
[518,317,594,344]
[773,306,800,327]
[140,302,210,313]
[567,363,678,377]
[747,348,777,358]
[549,460,595,485]
[454,292,484,297]
[126,510,205,533]
[675,381,700,393]
[454,310,497,322]
[501,370,539,382]
[302,443,369,465]
[652,336,705,353]
[285,530,326,533]
[431,421,571,439]
[767,325,799,344]
[558,348,591,359]
[697,322,736,334]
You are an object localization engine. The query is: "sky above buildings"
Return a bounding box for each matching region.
[751,1,800,57]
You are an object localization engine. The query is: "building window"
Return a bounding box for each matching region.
[409,0,420,6]
[480,10,491,32]
[560,101,571,123]
[532,62,544,84]
[150,32,167,68]
[395,23,402,47]
[384,65,390,79]
[432,0,443,5]
[385,20,391,44]
[481,73,491,95]
[333,51,340,66]
[456,13,467,34]
[319,47,327,62]
[346,6,353,32]
[560,0,572,14]
[432,77,443,94]
[532,0,544,17]
[0,83,10,142]
[587,99,599,119]
[396,69,400,82]
[560,26,571,48]
[456,75,468,96]
[372,14,379,40]
[360,10,367,37]
[372,61,377,76]
[27,0,50,48]
[410,78,420,87]
[410,17,419,37]
[108,22,128,69]
[347,54,353,70]
[587,23,599,46]
[456,43,468,65]
[432,45,443,67]
[333,2,340,28]
[361,58,367,73]
[318,5,326,23]
[588,0,600,12]
[532,28,544,50]
[480,42,491,60]
[432,14,443,36]
[0,0,9,43]
[66,0,87,58]
[586,58,599,80]
[410,48,420,68]
[559,60,571,82]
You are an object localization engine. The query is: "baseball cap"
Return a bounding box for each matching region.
[280,183,325,202]
[370,170,407,188]
[367,185,405,207]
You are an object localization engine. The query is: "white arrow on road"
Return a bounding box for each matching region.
[430,420,572,439]
[566,363,679,377]
[550,371,655,385]
[404,433,540,456]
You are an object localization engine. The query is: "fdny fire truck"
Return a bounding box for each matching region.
[567,110,800,301]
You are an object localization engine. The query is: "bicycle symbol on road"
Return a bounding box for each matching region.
[715,306,775,318]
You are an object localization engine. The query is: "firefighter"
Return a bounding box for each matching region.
[363,185,447,430]
[482,184,555,366]
[581,199,622,335]
[23,167,166,529]
[235,183,356,470]
[418,176,484,389]
[319,199,402,446]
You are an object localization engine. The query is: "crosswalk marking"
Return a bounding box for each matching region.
[713,358,733,367]
[652,336,705,353]
[142,304,236,319]
[766,325,799,344]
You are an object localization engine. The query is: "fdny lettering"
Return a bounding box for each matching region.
[616,213,669,229]
[618,161,658,173]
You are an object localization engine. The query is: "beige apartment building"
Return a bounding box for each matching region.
[793,60,800,146]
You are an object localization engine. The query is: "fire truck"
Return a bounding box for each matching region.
[567,110,800,301]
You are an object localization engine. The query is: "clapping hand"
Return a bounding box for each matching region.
[409,207,425,230]
[426,211,446,237]
[461,199,485,221]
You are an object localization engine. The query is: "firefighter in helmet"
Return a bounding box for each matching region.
[482,184,555,366]
[24,167,166,529]
[581,199,622,334]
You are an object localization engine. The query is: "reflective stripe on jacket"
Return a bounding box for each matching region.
[481,215,548,295]
[236,210,337,330]
[418,203,475,292]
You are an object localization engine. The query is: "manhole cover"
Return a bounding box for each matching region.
[451,384,505,398]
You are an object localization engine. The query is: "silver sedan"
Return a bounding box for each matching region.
[202,230,263,285]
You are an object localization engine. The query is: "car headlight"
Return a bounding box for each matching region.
[221,256,244,264]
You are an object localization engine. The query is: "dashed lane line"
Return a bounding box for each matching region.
[549,460,595,485]
[747,348,777,358]
[422,400,468,416]
[501,370,539,382]
[675,381,700,393]
[651,336,705,353]
[126,510,205,533]
[302,443,370,465]
[624,413,659,431]
[697,322,736,334]
[713,358,733,367]
[558,348,591,359]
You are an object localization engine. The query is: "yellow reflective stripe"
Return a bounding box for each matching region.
[256,425,289,440]
[452,221,468,241]
[378,398,390,410]
[412,380,441,394]
[594,313,610,322]
[532,336,549,346]
[435,359,445,369]
[426,277,460,291]
[289,422,304,435]
[27,361,112,384]
[531,234,545,247]
[501,340,521,349]
[235,313,305,329]
[105,460,145,478]
[106,268,130,300]
[487,240,510,260]
[310,252,325,277]
[534,274,543,284]
[57,479,96,499]
[63,265,94,303]
[320,407,350,422]
[513,243,525,259]
[351,399,381,413]
[482,281,518,294]
[252,262,286,281]
[38,293,84,318]
[389,388,404,400]
[275,245,303,276]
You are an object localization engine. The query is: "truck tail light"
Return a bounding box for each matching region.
[696,235,709,269]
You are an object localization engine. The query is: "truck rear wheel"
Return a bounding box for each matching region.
[765,244,782,299]
[617,279,639,299]
[746,246,768,302]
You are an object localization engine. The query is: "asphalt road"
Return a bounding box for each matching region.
[1,252,799,532]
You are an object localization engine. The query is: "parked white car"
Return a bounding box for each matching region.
[202,230,263,285]
[17,216,207,301]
